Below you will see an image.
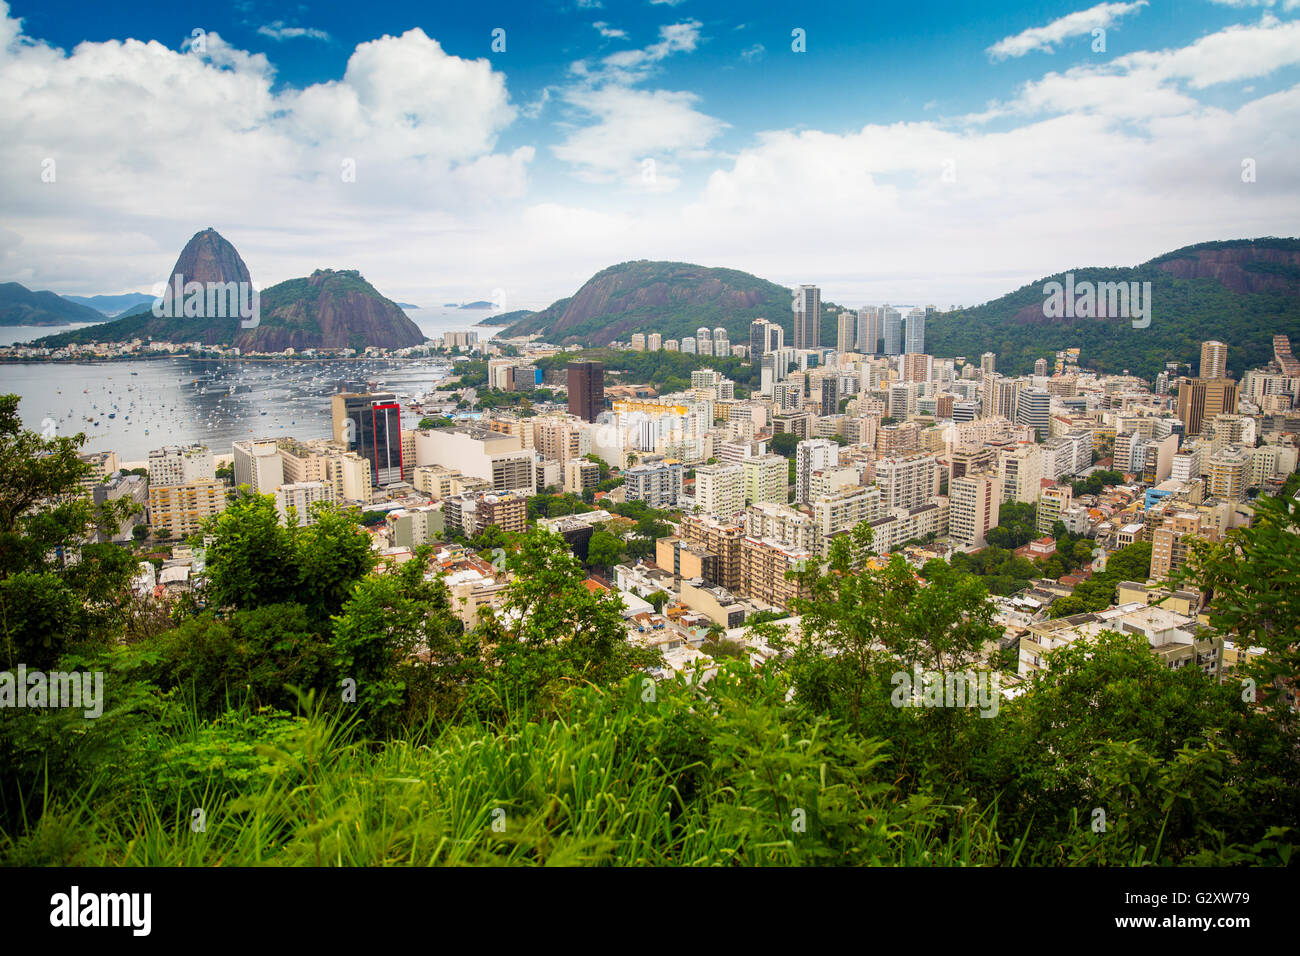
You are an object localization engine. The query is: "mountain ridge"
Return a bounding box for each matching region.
[31,230,425,351]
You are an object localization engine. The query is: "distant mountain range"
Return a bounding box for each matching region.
[60,292,156,316]
[503,240,1300,379]
[0,283,105,326]
[33,229,426,352]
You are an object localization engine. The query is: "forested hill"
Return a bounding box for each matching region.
[925,238,1300,380]
[502,260,847,347]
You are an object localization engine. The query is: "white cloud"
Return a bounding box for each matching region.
[554,20,719,189]
[975,15,1300,120]
[741,44,765,62]
[552,86,725,187]
[0,2,1297,314]
[592,22,628,39]
[988,1,1147,59]
[1209,0,1300,9]
[257,21,331,42]
[0,6,529,296]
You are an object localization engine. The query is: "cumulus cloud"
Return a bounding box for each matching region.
[988,1,1147,59]
[0,2,1297,314]
[554,20,721,189]
[0,4,528,296]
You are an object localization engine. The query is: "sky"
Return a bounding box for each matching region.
[1,0,1298,312]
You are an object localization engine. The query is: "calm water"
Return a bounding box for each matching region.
[2,308,505,462]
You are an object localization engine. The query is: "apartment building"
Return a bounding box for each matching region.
[875,454,940,512]
[743,502,816,552]
[742,454,789,506]
[795,438,839,504]
[679,514,745,591]
[740,536,815,610]
[949,473,1002,549]
[274,481,334,527]
[694,462,745,518]
[998,444,1043,504]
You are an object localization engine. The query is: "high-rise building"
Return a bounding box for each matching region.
[1274,334,1300,377]
[232,439,284,493]
[1034,358,1048,377]
[567,361,605,423]
[875,454,939,511]
[795,438,839,504]
[1199,341,1228,380]
[695,326,712,357]
[1208,446,1249,501]
[1036,484,1072,535]
[857,306,880,355]
[904,307,925,355]
[332,391,404,487]
[274,481,333,527]
[882,306,903,356]
[1016,389,1050,441]
[147,444,215,487]
[647,332,662,351]
[999,444,1044,504]
[740,536,814,610]
[949,473,1002,548]
[680,336,697,355]
[679,514,745,591]
[1176,378,1238,436]
[713,327,729,357]
[901,353,931,383]
[980,352,996,376]
[793,285,821,350]
[750,318,771,359]
[742,454,789,506]
[836,312,856,353]
[694,462,745,518]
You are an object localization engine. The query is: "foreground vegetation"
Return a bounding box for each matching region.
[0,394,1296,866]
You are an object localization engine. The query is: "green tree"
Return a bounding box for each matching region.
[204,491,298,612]
[472,528,660,717]
[1181,493,1300,715]
[587,530,624,570]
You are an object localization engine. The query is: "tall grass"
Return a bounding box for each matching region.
[1,671,1019,866]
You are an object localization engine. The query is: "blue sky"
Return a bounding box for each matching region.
[2,0,1298,310]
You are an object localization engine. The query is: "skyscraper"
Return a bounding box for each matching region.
[1015,388,1050,440]
[793,284,820,350]
[857,306,880,355]
[904,307,925,354]
[1176,377,1238,436]
[332,391,404,487]
[750,318,770,358]
[980,352,996,376]
[837,311,856,353]
[567,361,604,423]
[882,306,903,355]
[1200,341,1228,380]
[795,438,838,504]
